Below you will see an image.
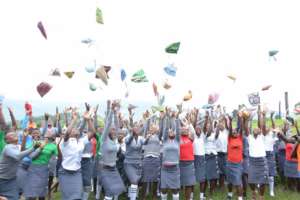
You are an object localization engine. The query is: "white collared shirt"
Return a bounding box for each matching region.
[263,131,278,152]
[248,134,266,157]
[193,133,205,156]
[60,135,89,171]
[216,129,228,153]
[204,132,218,155]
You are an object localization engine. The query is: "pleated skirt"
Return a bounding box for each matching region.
[0,178,18,200]
[142,156,160,182]
[284,160,298,178]
[81,157,93,187]
[226,161,243,186]
[205,154,219,180]
[124,162,142,184]
[58,167,83,200]
[100,165,126,196]
[180,160,196,186]
[248,157,268,184]
[266,151,276,176]
[194,155,206,183]
[160,164,180,189]
[217,152,227,175]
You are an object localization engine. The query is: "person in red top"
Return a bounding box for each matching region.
[277,121,300,192]
[226,115,244,200]
[179,119,196,200]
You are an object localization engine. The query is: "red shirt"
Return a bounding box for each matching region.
[91,137,97,156]
[227,134,243,163]
[180,135,194,161]
[297,145,300,171]
[285,143,297,162]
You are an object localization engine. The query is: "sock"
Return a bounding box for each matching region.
[96,184,102,200]
[129,184,138,200]
[172,193,179,200]
[200,193,204,199]
[238,197,243,200]
[104,196,113,200]
[269,176,274,195]
[190,192,194,200]
[161,193,167,200]
[82,191,89,200]
[228,192,233,197]
[113,195,119,200]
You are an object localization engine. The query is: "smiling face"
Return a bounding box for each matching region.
[32,129,41,140]
[5,132,18,144]
[69,128,80,138]
[168,129,175,139]
[109,127,117,140]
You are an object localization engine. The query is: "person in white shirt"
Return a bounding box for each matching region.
[203,112,219,200]
[58,109,96,200]
[193,123,206,200]
[244,107,268,200]
[262,112,278,197]
[216,118,229,189]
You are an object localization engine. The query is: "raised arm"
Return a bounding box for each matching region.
[0,104,8,132]
[64,110,78,142]
[64,108,69,127]
[270,112,275,129]
[175,118,181,142]
[8,107,17,131]
[257,105,262,129]
[20,130,28,151]
[84,110,96,140]
[128,107,134,128]
[261,111,267,135]
[102,108,113,142]
[42,113,49,136]
[94,104,99,130]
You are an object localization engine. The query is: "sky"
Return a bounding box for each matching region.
[0,0,300,116]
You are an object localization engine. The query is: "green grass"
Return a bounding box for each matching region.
[53,184,300,199]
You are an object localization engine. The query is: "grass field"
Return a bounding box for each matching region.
[52,184,300,200]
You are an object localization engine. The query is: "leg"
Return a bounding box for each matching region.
[236,185,243,200]
[219,174,225,189]
[128,184,138,200]
[48,176,54,199]
[184,186,192,200]
[199,181,206,200]
[258,184,265,200]
[171,189,180,200]
[242,174,248,198]
[140,182,147,200]
[268,176,275,196]
[93,178,97,196]
[249,183,257,200]
[161,189,168,200]
[209,180,216,199]
[227,183,233,199]
[38,197,45,200]
[152,182,158,200]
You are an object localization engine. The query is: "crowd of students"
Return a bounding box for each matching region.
[0,101,299,200]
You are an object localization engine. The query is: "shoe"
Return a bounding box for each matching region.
[270,191,275,197]
[226,195,232,200]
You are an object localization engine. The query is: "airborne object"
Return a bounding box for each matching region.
[37,21,47,39]
[262,85,272,91]
[50,68,61,76]
[96,66,108,85]
[248,92,260,106]
[183,90,192,101]
[64,71,75,79]
[208,93,219,104]
[36,82,52,97]
[165,42,180,54]
[269,50,279,61]
[131,69,148,83]
[96,7,104,24]
[164,64,177,77]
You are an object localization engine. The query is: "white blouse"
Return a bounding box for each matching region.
[248,134,266,158]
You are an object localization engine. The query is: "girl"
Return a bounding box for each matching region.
[244,107,268,200]
[226,114,244,200]
[58,108,96,200]
[140,113,161,200]
[179,116,196,200]
[203,112,219,200]
[124,107,145,200]
[160,109,181,200]
[99,101,126,200]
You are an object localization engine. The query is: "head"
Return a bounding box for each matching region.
[108,127,117,140]
[231,128,240,138]
[253,128,261,136]
[168,129,175,139]
[31,129,41,140]
[195,125,201,136]
[180,125,189,136]
[69,128,80,138]
[132,122,142,136]
[5,132,18,144]
[44,130,55,142]
[149,124,159,135]
[205,121,213,133]
[218,121,225,131]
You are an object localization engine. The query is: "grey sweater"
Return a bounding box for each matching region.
[143,118,161,157]
[101,111,119,167]
[0,144,34,179]
[161,117,180,165]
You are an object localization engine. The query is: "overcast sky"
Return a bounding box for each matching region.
[0,0,300,114]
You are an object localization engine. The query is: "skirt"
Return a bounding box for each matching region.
[160,164,180,189]
[242,156,249,174]
[16,165,28,193]
[81,157,93,188]
[226,161,243,186]
[284,160,299,178]
[205,154,219,180]
[48,156,57,177]
[248,157,268,184]
[217,152,227,175]
[180,161,196,186]
[142,156,160,182]
[266,151,276,176]
[124,162,142,184]
[100,165,125,196]
[24,164,49,198]
[0,178,18,200]
[277,150,286,173]
[194,155,206,183]
[58,167,83,200]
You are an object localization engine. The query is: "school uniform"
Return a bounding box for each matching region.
[242,136,249,174]
[216,129,228,176]
[58,135,89,200]
[263,132,278,177]
[193,134,206,183]
[284,143,299,178]
[204,132,219,180]
[24,142,58,198]
[226,134,243,186]
[161,118,181,190]
[0,144,35,200]
[247,134,268,184]
[180,133,196,186]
